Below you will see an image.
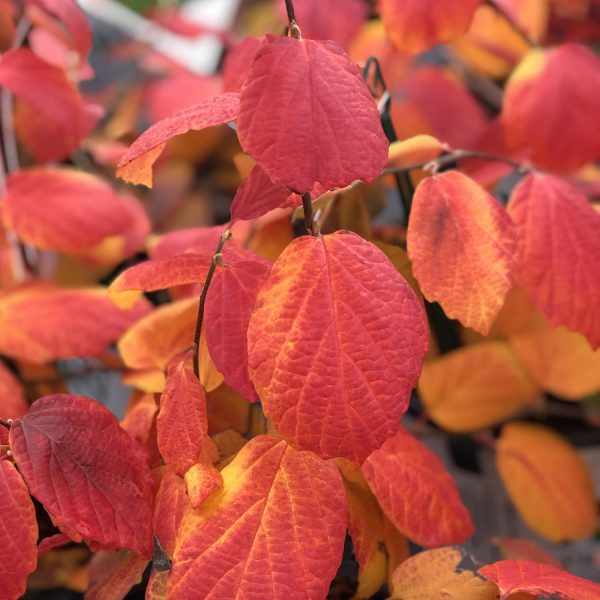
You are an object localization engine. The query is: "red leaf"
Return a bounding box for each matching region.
[86,550,149,600]
[0,360,28,420]
[205,258,270,401]
[38,532,72,556]
[157,352,209,475]
[507,173,600,348]
[478,560,600,600]
[503,44,600,172]
[0,284,151,363]
[379,0,482,54]
[238,35,388,194]
[0,48,101,161]
[362,428,474,547]
[153,469,189,558]
[117,93,240,187]
[222,37,263,93]
[150,226,226,260]
[2,168,145,254]
[0,460,38,600]
[408,171,516,334]
[248,231,428,462]
[9,394,155,556]
[168,435,346,599]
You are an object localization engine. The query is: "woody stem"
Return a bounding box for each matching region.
[301,193,315,235]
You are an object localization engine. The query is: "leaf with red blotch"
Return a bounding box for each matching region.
[86,550,149,600]
[478,560,600,600]
[248,231,428,463]
[362,428,474,547]
[109,253,212,309]
[507,173,600,348]
[0,48,101,162]
[276,0,367,46]
[117,93,240,187]
[379,0,482,54]
[184,461,223,508]
[157,352,209,475]
[407,171,516,334]
[0,460,38,600]
[10,394,155,556]
[2,168,146,255]
[238,35,388,194]
[503,44,600,172]
[0,360,28,419]
[168,435,346,599]
[205,258,270,402]
[38,532,72,556]
[0,284,151,364]
[222,36,263,92]
[153,469,189,558]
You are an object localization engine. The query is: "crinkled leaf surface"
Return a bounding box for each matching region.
[0,460,38,600]
[10,394,154,556]
[168,435,346,600]
[363,429,474,547]
[248,231,428,462]
[408,171,516,334]
[238,35,388,194]
[507,173,600,348]
[153,469,189,558]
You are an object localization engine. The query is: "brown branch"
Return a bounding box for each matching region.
[485,0,538,47]
[284,0,301,38]
[301,192,316,235]
[192,230,232,378]
[0,418,12,429]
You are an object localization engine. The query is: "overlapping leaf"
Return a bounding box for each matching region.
[10,394,155,555]
[362,428,474,547]
[503,43,600,171]
[408,171,516,334]
[479,560,600,600]
[184,461,222,509]
[496,421,598,541]
[222,36,263,93]
[153,469,189,558]
[168,435,346,599]
[85,550,149,600]
[238,35,388,194]
[0,460,38,600]
[248,231,428,462]
[117,93,240,187]
[507,173,600,348]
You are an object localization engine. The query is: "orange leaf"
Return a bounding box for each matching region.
[117,93,240,187]
[10,394,155,555]
[507,173,600,348]
[379,0,482,54]
[503,43,600,171]
[408,171,516,334]
[0,284,150,364]
[168,435,346,599]
[363,428,474,547]
[0,360,28,419]
[388,135,445,169]
[0,460,38,600]
[496,421,598,542]
[419,341,537,432]
[146,571,168,600]
[153,469,189,558]
[86,550,149,600]
[157,352,208,475]
[184,461,222,509]
[390,547,497,599]
[248,231,428,462]
[478,560,600,600]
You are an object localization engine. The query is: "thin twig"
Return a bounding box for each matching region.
[284,0,301,38]
[192,230,232,378]
[301,192,315,235]
[485,0,538,47]
[0,418,12,430]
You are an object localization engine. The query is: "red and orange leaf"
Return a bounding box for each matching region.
[205,258,270,402]
[407,171,516,334]
[157,352,208,475]
[493,537,562,568]
[248,231,428,462]
[390,547,497,600]
[0,284,150,364]
[496,421,598,542]
[109,253,211,309]
[0,360,28,419]
[184,461,223,509]
[363,428,474,547]
[37,532,72,556]
[10,394,155,556]
[507,173,600,348]
[146,571,168,600]
[2,168,143,254]
[153,469,189,558]
[478,560,600,600]
[379,0,482,54]
[86,550,149,600]
[0,460,38,600]
[503,44,600,172]
[238,36,388,194]
[168,435,346,599]
[418,341,538,433]
[388,135,445,169]
[116,93,240,187]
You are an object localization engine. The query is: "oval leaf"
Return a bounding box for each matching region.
[248,231,428,462]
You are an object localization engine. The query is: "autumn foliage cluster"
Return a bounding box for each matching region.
[0,0,600,598]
